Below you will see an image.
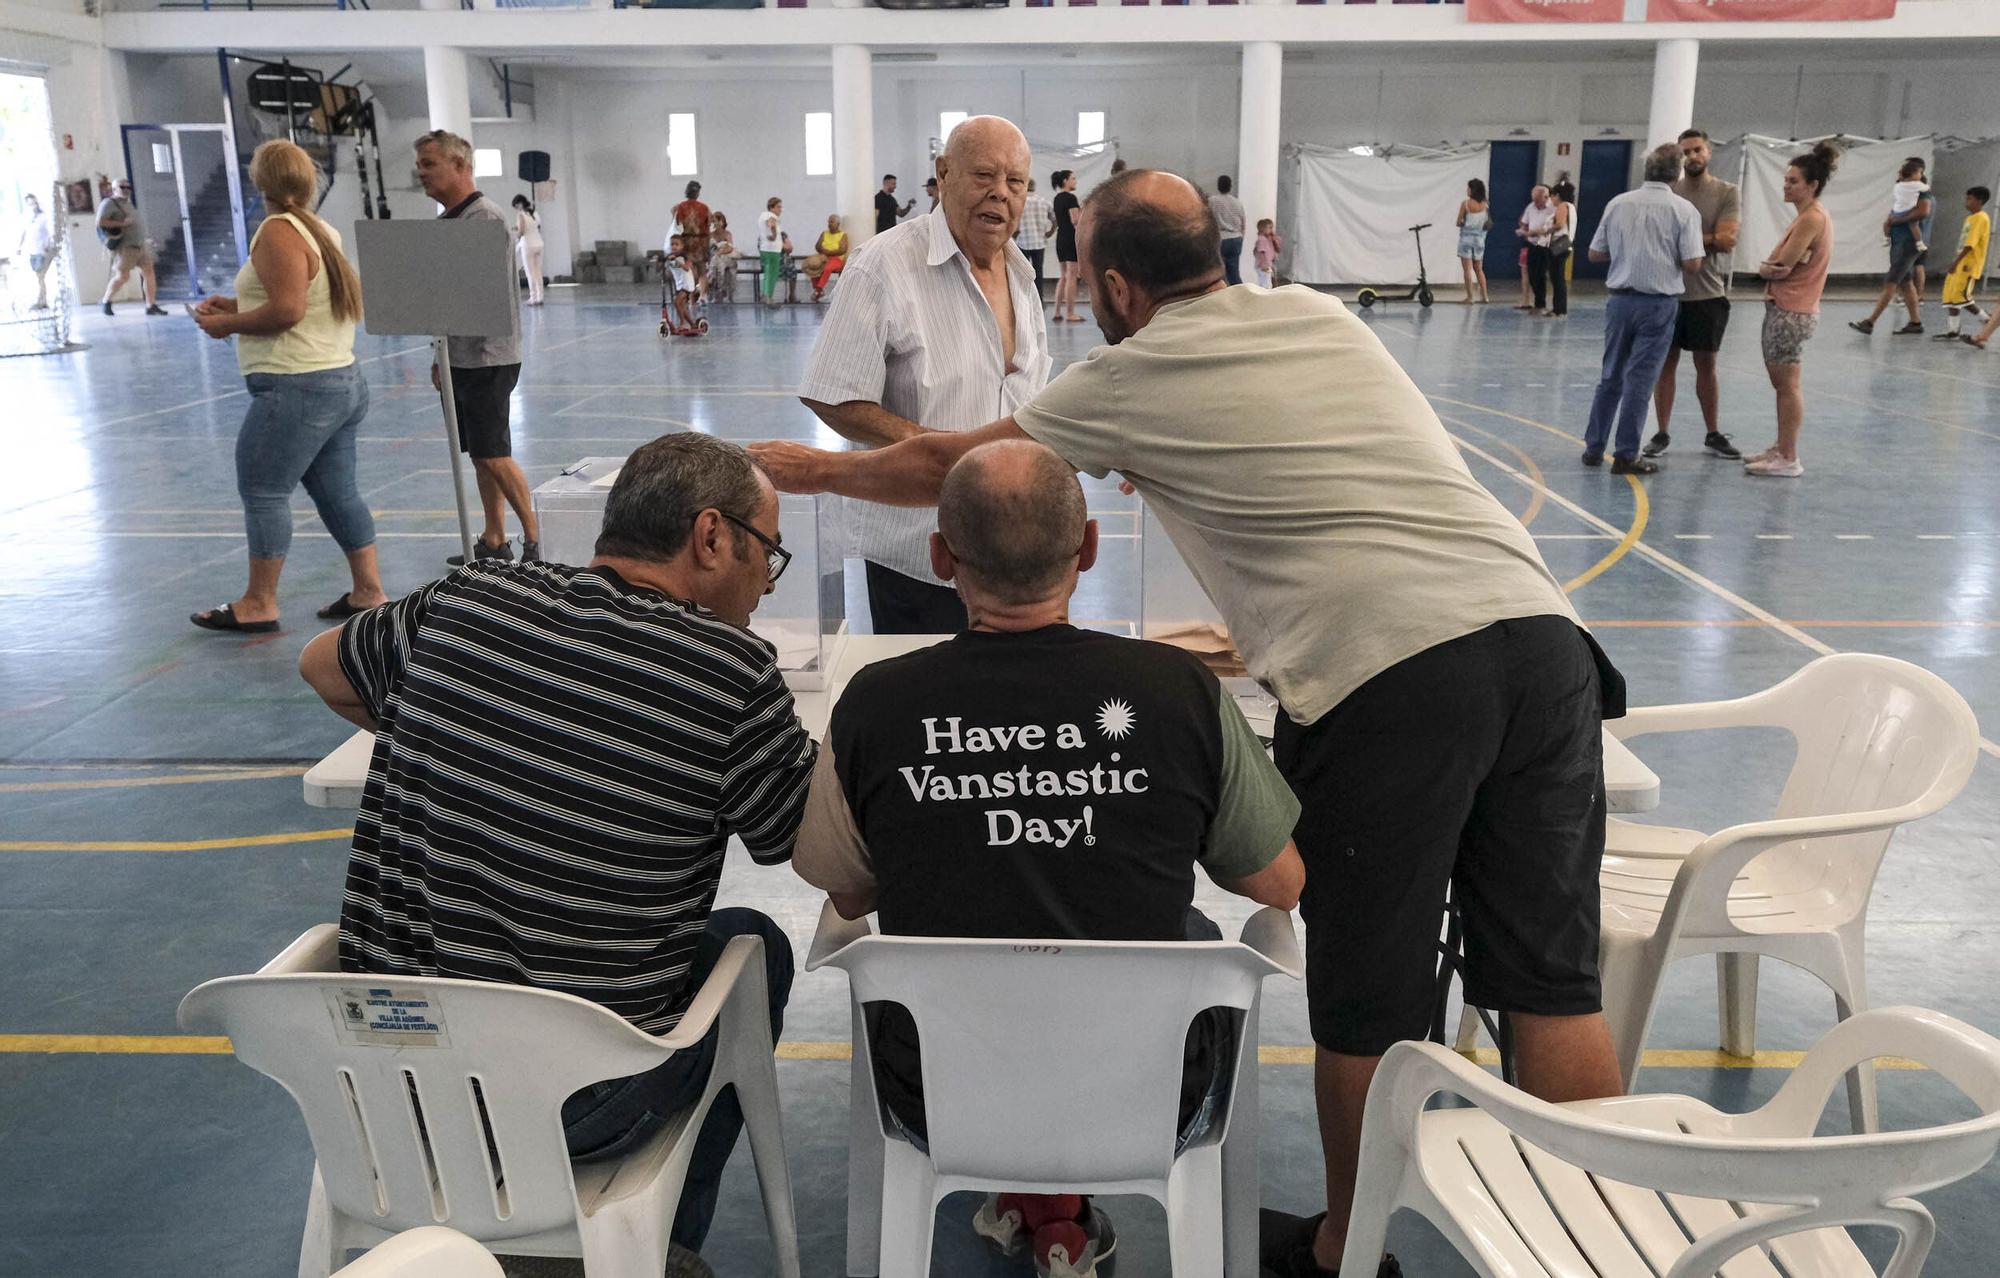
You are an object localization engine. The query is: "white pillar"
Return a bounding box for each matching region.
[1236,41,1282,285]
[1646,38,1700,152]
[831,43,876,248]
[423,45,473,141]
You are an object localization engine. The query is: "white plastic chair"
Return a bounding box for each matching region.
[805,900,1303,1277]
[331,1227,502,1277]
[1341,1006,2000,1278]
[1593,654,1979,1131]
[178,924,802,1278]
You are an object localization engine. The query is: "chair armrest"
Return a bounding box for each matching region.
[653,932,763,1052]
[1662,807,1923,936]
[1238,907,1304,981]
[257,924,341,975]
[805,896,874,972]
[1745,1007,2000,1136]
[1608,692,1777,742]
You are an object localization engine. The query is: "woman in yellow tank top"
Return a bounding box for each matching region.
[189,140,386,633]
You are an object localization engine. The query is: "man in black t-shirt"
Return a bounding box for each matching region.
[875,173,914,234]
[795,440,1304,1277]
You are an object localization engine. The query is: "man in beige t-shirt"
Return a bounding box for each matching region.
[751,169,1626,1278]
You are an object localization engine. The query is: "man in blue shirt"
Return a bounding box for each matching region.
[1581,144,1706,476]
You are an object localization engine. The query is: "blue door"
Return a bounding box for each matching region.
[1484,140,1542,281]
[1574,140,1634,281]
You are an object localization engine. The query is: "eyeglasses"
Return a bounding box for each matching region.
[720,511,791,585]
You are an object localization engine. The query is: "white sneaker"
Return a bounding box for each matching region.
[1741,445,1780,466]
[1745,455,1804,478]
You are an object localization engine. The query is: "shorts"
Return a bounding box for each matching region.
[449,362,521,459]
[1457,230,1488,259]
[1944,270,1979,308]
[113,242,153,268]
[1672,296,1731,353]
[1274,615,1609,1057]
[29,252,48,273]
[1761,303,1818,366]
[1885,233,1921,285]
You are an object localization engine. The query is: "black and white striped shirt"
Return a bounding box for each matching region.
[335,561,816,1033]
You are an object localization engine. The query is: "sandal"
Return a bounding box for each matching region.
[1962,334,1987,349]
[316,593,367,621]
[191,604,279,634]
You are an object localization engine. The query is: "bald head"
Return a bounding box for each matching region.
[1077,168,1225,343]
[937,116,1031,263]
[944,115,1030,168]
[937,441,1088,606]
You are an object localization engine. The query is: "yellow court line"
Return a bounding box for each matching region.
[0,767,306,794]
[1562,475,1648,594]
[0,1035,1925,1070]
[0,828,351,853]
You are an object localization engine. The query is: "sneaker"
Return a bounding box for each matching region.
[1610,456,1660,476]
[971,1193,1030,1258]
[1741,444,1779,465]
[1702,433,1742,460]
[1641,432,1671,458]
[1280,1248,1404,1278]
[1933,331,1965,342]
[145,304,168,316]
[519,539,541,563]
[662,1243,716,1278]
[101,302,114,316]
[446,538,513,567]
[1033,1203,1117,1278]
[1847,318,1874,334]
[1580,450,1604,468]
[1746,455,1804,478]
[1893,321,1925,335]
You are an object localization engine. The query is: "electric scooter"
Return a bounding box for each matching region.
[1356,223,1436,309]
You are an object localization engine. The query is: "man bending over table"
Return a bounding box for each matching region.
[793,439,1306,1278]
[299,433,815,1276]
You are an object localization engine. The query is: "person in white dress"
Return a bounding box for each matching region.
[510,194,545,306]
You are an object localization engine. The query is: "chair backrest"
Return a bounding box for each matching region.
[1359,1008,2000,1278]
[819,931,1286,1184]
[179,970,671,1239]
[1757,653,1979,899]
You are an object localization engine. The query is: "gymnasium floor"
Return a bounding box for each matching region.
[4,281,1999,1276]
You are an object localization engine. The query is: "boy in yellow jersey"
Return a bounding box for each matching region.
[1938,186,1990,342]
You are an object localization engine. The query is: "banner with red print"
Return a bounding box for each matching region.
[1467,0,1625,22]
[1648,0,1894,20]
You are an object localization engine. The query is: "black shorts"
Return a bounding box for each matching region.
[1672,296,1730,353]
[1274,615,1610,1057]
[450,363,520,460]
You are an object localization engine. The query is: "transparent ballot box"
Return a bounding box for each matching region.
[531,457,843,688]
[1137,502,1279,734]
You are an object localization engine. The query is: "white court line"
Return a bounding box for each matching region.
[1756,534,1792,541]
[1835,534,1874,541]
[1447,426,2000,762]
[1675,534,1713,540]
[1918,534,1957,540]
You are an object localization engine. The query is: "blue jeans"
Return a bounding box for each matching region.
[1220,236,1245,286]
[235,365,375,560]
[1584,293,1679,461]
[560,907,795,1254]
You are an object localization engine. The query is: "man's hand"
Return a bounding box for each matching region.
[748,440,831,494]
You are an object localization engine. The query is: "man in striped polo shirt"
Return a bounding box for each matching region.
[299,433,815,1267]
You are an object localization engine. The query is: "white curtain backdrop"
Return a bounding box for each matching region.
[1735,135,1935,278]
[1285,143,1489,286]
[1931,139,2000,286]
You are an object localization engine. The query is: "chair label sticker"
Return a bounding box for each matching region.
[328,986,452,1048]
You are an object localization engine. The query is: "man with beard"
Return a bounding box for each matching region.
[1647,128,1744,461]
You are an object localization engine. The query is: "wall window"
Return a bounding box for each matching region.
[473,148,503,179]
[805,111,833,177]
[667,112,698,177]
[939,110,969,140]
[1077,111,1106,149]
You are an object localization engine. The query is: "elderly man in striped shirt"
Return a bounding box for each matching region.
[798,114,1051,634]
[299,433,815,1275]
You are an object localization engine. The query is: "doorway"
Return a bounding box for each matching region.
[1483,139,1542,282]
[0,69,72,351]
[120,123,248,300]
[1573,140,1634,282]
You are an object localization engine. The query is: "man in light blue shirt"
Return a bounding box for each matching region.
[1582,143,1706,475]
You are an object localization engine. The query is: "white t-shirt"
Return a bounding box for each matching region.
[1520,202,1558,246]
[1013,284,1576,726]
[1890,180,1930,217]
[758,210,782,250]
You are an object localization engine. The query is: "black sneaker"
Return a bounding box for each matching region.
[145,304,168,316]
[1702,433,1742,460]
[1610,456,1660,475]
[101,302,114,316]
[1641,432,1671,458]
[1893,321,1925,335]
[1932,331,1965,342]
[519,539,541,563]
[446,538,513,567]
[1581,450,1604,468]
[1848,318,1874,334]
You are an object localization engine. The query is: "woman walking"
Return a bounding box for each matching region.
[1051,169,1083,322]
[190,139,384,632]
[511,194,545,306]
[1748,142,1839,479]
[1455,178,1491,304]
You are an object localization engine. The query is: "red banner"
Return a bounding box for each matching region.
[1647,0,1894,19]
[1467,0,1625,21]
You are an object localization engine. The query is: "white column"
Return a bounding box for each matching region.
[1236,42,1282,285]
[1646,38,1700,152]
[831,43,876,248]
[423,45,474,140]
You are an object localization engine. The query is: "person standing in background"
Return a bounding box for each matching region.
[18,193,54,310]
[1455,179,1491,304]
[1210,174,1247,286]
[1580,144,1705,477]
[1646,128,1743,461]
[510,195,545,307]
[925,177,939,212]
[1017,177,1055,301]
[708,212,737,302]
[414,129,538,566]
[1518,184,1557,316]
[1546,178,1575,319]
[759,196,786,308]
[1747,143,1840,479]
[875,174,914,235]
[189,140,384,634]
[1254,218,1283,289]
[1051,169,1083,323]
[672,180,712,289]
[96,179,165,318]
[1935,187,1989,342]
